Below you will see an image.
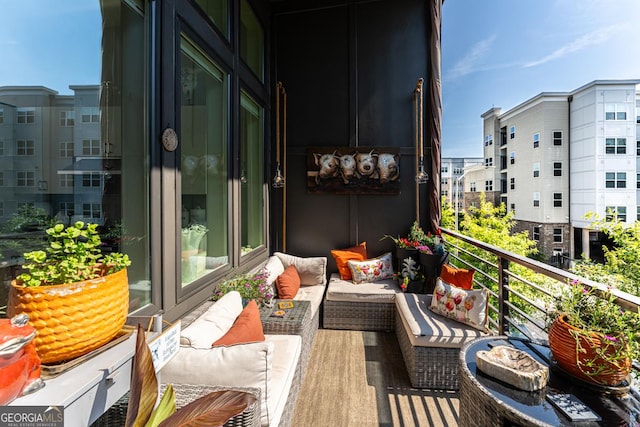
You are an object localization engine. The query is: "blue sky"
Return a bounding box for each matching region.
[2,1,639,159]
[442,0,640,157]
[0,1,101,94]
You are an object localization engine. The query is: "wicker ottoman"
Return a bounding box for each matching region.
[395,293,488,390]
[323,274,400,331]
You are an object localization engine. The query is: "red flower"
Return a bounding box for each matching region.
[445,298,455,311]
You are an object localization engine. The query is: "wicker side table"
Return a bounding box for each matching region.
[459,336,633,427]
[259,299,313,374]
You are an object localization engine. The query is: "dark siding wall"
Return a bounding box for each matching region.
[272,0,431,272]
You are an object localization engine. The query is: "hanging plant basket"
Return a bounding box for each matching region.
[548,313,631,387]
[8,267,129,365]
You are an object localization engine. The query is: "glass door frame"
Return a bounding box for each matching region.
[158,0,270,319]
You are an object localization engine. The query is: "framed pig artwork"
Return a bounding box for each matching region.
[307,147,400,194]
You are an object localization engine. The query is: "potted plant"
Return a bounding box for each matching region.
[546,280,640,387]
[395,257,425,293]
[213,267,275,308]
[8,221,131,364]
[381,221,430,267]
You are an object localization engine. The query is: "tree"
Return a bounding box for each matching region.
[572,212,640,296]
[447,193,547,333]
[440,196,455,229]
[460,193,538,257]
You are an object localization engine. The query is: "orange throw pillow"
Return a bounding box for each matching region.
[276,265,301,299]
[212,300,265,346]
[440,264,475,290]
[331,242,367,280]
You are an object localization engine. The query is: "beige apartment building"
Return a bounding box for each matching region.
[475,80,640,263]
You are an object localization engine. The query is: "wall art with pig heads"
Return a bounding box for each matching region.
[307,147,400,194]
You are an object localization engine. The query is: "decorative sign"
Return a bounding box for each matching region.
[148,320,181,373]
[307,146,400,195]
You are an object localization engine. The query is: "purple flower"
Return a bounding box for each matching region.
[604,335,619,343]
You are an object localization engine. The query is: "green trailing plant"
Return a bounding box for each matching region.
[16,221,131,287]
[547,280,640,380]
[126,324,256,427]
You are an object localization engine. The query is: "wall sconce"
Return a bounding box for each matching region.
[414,78,428,184]
[273,82,286,189]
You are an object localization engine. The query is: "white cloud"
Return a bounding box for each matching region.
[523,24,620,68]
[448,35,496,80]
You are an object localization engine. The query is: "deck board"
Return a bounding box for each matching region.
[293,329,460,426]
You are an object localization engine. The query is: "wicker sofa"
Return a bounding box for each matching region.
[323,273,402,331]
[395,292,488,390]
[161,252,326,427]
[262,252,326,374]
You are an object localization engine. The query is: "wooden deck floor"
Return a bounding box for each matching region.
[293,329,460,427]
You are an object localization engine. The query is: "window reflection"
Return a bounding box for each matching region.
[0,0,150,312]
[240,90,264,255]
[240,0,264,81]
[180,35,229,286]
[194,0,228,38]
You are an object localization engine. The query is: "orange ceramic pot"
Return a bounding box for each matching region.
[7,268,129,364]
[548,313,631,386]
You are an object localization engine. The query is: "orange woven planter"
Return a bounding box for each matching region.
[548,313,631,386]
[7,268,129,364]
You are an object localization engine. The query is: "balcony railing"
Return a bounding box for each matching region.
[440,227,640,341]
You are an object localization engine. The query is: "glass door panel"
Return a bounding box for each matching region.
[240,90,264,255]
[0,1,151,312]
[180,35,229,286]
[194,0,228,39]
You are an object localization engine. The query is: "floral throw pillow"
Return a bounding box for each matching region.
[347,252,394,284]
[429,278,488,331]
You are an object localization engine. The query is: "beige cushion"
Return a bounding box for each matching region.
[294,284,325,319]
[161,340,273,425]
[396,293,488,348]
[161,334,301,427]
[274,252,327,286]
[325,273,400,303]
[265,334,301,427]
[179,291,243,348]
[264,256,285,286]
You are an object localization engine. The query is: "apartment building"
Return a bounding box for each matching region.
[0,86,106,228]
[440,157,483,210]
[479,80,640,261]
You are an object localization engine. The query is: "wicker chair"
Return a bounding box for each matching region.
[91,385,260,427]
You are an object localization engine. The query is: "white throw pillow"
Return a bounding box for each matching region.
[264,255,286,286]
[429,278,489,331]
[180,291,243,349]
[347,252,394,284]
[274,252,327,286]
